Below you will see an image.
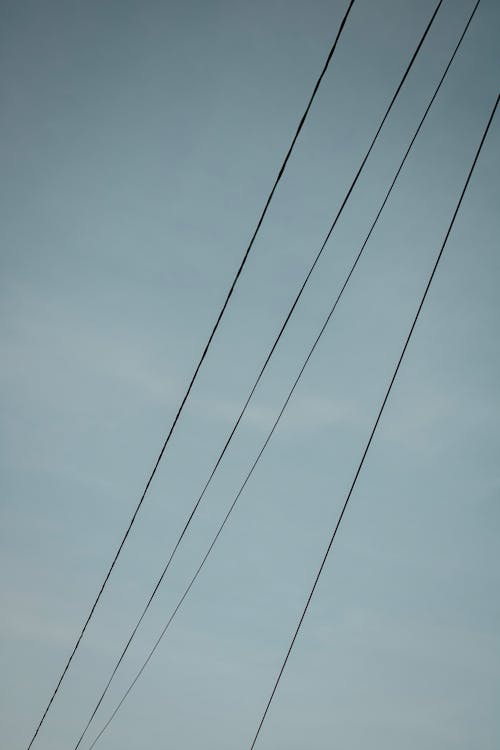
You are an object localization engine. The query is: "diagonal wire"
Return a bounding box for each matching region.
[73,0,447,745]
[249,92,499,750]
[82,4,477,747]
[24,2,357,748]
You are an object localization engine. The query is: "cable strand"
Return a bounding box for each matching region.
[249,92,499,750]
[73,0,448,745]
[24,3,357,748]
[81,5,483,747]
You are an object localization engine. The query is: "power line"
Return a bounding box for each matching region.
[81,3,472,746]
[74,1,447,745]
[248,93,499,750]
[24,3,357,748]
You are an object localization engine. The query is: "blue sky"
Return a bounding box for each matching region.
[1,1,499,748]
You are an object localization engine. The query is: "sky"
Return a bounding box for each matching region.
[1,1,499,748]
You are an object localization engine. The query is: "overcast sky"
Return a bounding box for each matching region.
[1,1,499,748]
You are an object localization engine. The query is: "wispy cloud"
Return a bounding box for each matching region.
[191,391,362,437]
[0,588,77,648]
[377,378,500,449]
[0,280,178,413]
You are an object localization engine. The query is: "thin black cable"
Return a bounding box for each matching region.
[83,6,473,747]
[249,94,499,750]
[72,2,448,746]
[24,3,357,748]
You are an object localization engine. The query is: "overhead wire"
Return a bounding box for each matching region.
[24,2,357,747]
[80,3,479,746]
[248,92,500,750]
